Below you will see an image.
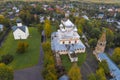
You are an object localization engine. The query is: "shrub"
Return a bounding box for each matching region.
[1,54,14,65]
[0,63,13,80]
[16,41,29,54]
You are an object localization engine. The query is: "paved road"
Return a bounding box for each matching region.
[14,31,45,80]
[81,48,98,80]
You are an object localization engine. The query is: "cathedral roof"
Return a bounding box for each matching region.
[61,19,74,28]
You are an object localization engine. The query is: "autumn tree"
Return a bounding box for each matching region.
[88,73,96,80]
[0,15,10,27]
[96,68,106,80]
[42,41,57,80]
[44,71,57,80]
[0,63,13,80]
[19,7,33,25]
[0,15,5,23]
[16,41,29,54]
[44,19,51,39]
[112,47,120,64]
[77,24,83,35]
[106,28,114,48]
[42,41,51,51]
[68,63,82,80]
[37,23,43,34]
[98,60,109,75]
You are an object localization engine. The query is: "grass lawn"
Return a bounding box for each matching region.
[61,53,86,71]
[0,27,41,70]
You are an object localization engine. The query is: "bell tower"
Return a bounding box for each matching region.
[93,31,106,56]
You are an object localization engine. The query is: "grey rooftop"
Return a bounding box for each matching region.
[98,53,120,80]
[12,26,26,32]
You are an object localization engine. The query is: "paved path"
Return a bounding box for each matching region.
[14,37,44,80]
[81,48,98,80]
[0,28,10,47]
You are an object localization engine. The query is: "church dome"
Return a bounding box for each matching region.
[59,24,63,28]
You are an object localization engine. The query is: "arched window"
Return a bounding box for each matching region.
[69,41,71,44]
[63,41,65,44]
[75,40,77,43]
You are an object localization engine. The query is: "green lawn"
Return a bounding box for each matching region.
[61,53,86,71]
[0,27,41,70]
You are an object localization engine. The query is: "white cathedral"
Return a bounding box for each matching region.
[51,19,85,62]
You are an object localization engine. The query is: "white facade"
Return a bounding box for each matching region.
[51,19,86,62]
[13,27,29,40]
[12,22,29,40]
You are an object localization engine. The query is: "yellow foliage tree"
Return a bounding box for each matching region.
[0,63,13,80]
[0,15,5,23]
[96,68,106,80]
[44,19,51,39]
[68,63,82,80]
[112,47,120,64]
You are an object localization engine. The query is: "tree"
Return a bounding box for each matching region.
[1,54,14,65]
[77,24,83,35]
[0,15,10,27]
[90,28,101,39]
[37,23,43,34]
[42,41,51,51]
[42,41,57,80]
[68,63,82,80]
[88,73,96,80]
[114,32,120,47]
[96,68,106,80]
[44,71,57,80]
[98,60,109,75]
[0,15,5,23]
[44,19,51,39]
[0,63,13,80]
[19,9,33,25]
[16,41,29,54]
[106,28,114,48]
[88,38,97,49]
[112,47,120,64]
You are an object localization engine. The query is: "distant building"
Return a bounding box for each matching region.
[0,24,4,32]
[82,15,89,20]
[12,19,29,40]
[98,13,104,19]
[51,19,85,62]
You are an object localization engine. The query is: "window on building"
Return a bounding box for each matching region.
[75,40,77,43]
[69,41,71,44]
